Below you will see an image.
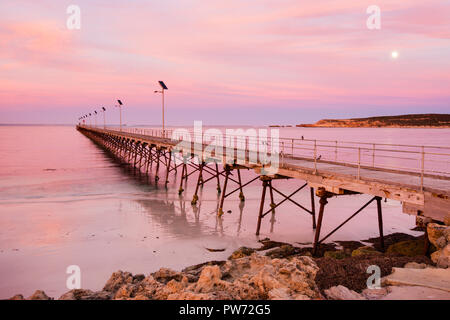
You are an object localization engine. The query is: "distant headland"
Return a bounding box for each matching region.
[294,114,450,128]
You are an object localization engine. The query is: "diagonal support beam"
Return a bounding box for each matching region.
[262,183,309,218]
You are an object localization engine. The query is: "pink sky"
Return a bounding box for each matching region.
[0,0,449,125]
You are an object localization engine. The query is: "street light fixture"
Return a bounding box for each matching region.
[94,110,98,128]
[154,81,168,137]
[117,99,123,131]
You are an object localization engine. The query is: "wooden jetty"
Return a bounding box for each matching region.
[77,125,450,255]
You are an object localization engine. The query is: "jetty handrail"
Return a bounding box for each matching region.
[78,125,450,190]
[96,125,450,151]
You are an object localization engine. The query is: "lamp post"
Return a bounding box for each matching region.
[94,110,98,127]
[89,113,92,127]
[154,81,168,137]
[101,107,106,129]
[117,100,123,131]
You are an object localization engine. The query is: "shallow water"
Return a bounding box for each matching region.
[0,125,449,298]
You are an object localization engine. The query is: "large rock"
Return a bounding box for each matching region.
[381,286,450,300]
[324,285,366,300]
[171,254,321,300]
[431,244,450,268]
[103,270,134,292]
[427,223,447,248]
[114,275,166,300]
[427,224,450,268]
[159,254,321,300]
[444,215,450,226]
[12,253,323,300]
[382,267,450,292]
[194,265,228,293]
[152,268,184,284]
[182,261,227,282]
[28,290,51,300]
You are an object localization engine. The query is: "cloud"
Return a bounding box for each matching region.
[0,0,449,123]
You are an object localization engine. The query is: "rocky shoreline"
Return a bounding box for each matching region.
[295,113,450,128]
[9,223,450,300]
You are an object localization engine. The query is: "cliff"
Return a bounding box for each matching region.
[296,114,450,128]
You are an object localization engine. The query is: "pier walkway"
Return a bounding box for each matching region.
[77,125,450,254]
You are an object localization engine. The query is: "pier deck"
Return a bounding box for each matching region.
[77,125,449,221]
[77,125,450,253]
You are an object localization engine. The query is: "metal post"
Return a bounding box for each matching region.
[146,146,151,174]
[237,169,245,201]
[376,197,385,252]
[191,162,203,205]
[256,180,268,236]
[162,89,165,137]
[137,143,144,169]
[310,187,316,229]
[268,180,275,215]
[178,161,187,195]
[119,106,122,132]
[133,142,139,166]
[421,146,424,192]
[165,150,172,186]
[155,148,160,181]
[218,166,230,217]
[313,195,328,256]
[215,163,221,193]
[314,140,317,173]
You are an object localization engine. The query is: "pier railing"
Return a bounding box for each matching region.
[80,125,450,189]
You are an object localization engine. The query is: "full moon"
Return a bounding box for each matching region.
[391,51,399,59]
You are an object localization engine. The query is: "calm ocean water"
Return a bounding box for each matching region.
[0,125,449,298]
